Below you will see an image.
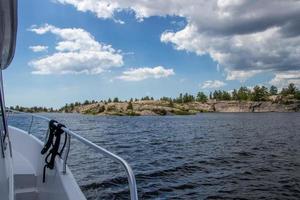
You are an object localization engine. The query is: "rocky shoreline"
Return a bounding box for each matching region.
[60,100,300,116]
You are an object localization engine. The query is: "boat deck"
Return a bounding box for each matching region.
[13,149,38,200]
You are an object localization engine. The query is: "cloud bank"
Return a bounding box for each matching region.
[56,0,300,86]
[117,66,174,81]
[28,24,123,74]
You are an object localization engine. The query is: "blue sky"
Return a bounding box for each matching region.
[4,0,300,108]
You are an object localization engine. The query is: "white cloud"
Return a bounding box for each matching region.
[28,24,123,74]
[225,70,262,82]
[269,70,300,88]
[200,80,226,89]
[117,66,174,81]
[29,45,48,52]
[56,1,300,82]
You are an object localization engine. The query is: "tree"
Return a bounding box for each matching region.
[174,93,183,103]
[160,97,172,102]
[83,100,90,105]
[231,89,238,100]
[107,98,112,103]
[141,96,150,100]
[269,85,278,95]
[287,83,297,95]
[237,87,251,100]
[196,92,208,103]
[113,97,119,102]
[70,103,75,109]
[251,85,269,101]
[182,93,195,103]
[213,90,224,100]
[281,83,297,96]
[222,91,231,100]
[209,92,212,100]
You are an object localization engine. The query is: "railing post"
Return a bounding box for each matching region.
[6,109,139,200]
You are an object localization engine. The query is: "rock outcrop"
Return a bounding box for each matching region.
[61,100,300,116]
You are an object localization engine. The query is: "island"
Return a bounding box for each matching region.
[10,84,300,116]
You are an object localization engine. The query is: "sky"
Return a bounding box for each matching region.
[4,0,300,108]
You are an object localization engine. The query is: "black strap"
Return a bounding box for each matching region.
[42,120,66,182]
[41,120,57,155]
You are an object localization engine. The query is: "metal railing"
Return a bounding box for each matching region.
[6,109,138,200]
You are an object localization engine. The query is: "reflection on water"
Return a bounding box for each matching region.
[8,113,300,199]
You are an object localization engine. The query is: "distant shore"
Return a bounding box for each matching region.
[62,100,300,116]
[10,99,300,116]
[9,84,300,116]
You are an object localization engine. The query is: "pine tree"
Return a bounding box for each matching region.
[269,85,278,95]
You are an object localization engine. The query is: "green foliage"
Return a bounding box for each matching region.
[98,105,105,113]
[183,93,195,103]
[160,96,172,101]
[222,91,231,100]
[152,108,167,115]
[251,85,269,101]
[213,90,222,100]
[269,85,278,95]
[13,83,300,116]
[237,86,251,100]
[212,90,232,100]
[295,91,300,100]
[171,110,194,115]
[196,92,208,102]
[141,96,150,100]
[74,102,81,106]
[232,89,238,100]
[83,100,90,105]
[127,111,140,116]
[281,83,297,96]
[174,93,195,103]
[113,97,119,102]
[160,97,173,107]
[11,105,56,113]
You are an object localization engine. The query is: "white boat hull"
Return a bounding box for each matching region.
[9,126,86,200]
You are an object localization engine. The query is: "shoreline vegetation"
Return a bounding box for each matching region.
[10,83,300,116]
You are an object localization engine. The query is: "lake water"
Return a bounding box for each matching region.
[8,113,300,199]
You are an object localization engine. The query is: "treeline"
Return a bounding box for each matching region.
[60,96,157,112]
[10,83,300,113]
[161,83,300,103]
[9,105,56,113]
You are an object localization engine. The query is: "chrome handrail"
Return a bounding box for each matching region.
[6,108,138,200]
